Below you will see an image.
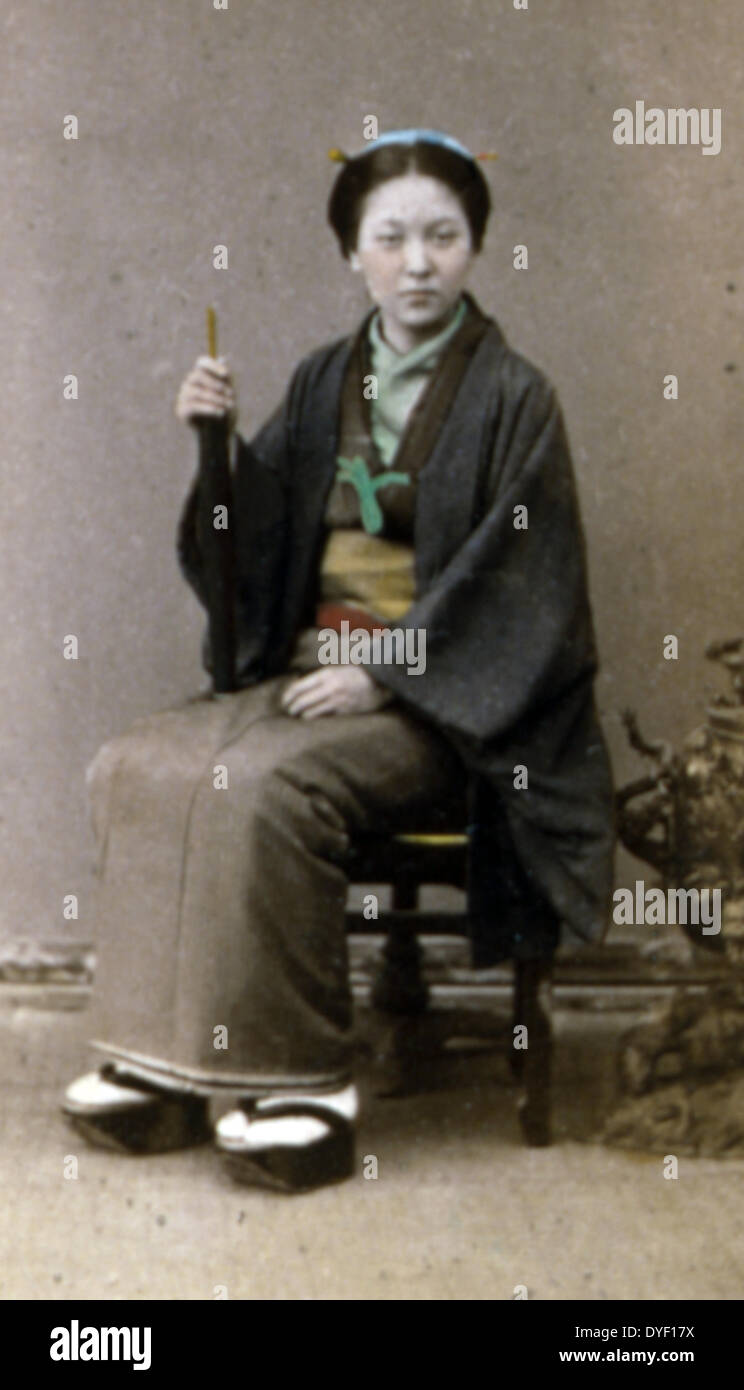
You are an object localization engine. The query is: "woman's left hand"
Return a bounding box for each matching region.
[280,667,394,719]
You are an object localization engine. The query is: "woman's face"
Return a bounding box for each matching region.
[349,172,476,350]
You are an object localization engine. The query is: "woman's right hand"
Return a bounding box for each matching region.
[175,356,238,429]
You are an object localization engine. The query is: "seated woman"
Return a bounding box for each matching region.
[63,128,615,1193]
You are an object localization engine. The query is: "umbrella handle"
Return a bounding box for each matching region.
[197,307,236,693]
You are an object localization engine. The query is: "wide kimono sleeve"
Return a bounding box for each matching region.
[365,369,598,748]
[364,364,614,954]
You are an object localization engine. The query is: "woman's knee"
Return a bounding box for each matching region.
[194,752,350,857]
[85,710,194,798]
[85,733,129,797]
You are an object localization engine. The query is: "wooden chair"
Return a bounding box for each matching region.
[345,828,554,1146]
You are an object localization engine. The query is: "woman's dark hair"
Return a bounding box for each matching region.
[327,141,492,258]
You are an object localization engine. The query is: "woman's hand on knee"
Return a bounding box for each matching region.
[280,667,394,719]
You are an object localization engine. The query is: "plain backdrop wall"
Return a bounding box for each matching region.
[2,0,742,943]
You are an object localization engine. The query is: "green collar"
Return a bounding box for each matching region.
[367,295,468,377]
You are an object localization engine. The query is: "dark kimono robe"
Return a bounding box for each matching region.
[178,294,615,965]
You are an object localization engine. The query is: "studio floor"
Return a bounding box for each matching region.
[2,986,743,1302]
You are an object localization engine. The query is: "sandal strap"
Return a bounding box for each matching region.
[100,1063,182,1101]
[237,1099,353,1134]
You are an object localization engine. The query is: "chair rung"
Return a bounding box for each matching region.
[393,833,468,847]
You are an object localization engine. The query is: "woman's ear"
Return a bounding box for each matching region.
[349,250,362,272]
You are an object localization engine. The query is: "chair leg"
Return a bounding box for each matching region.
[370,922,429,1016]
[370,877,429,1016]
[513,957,553,1147]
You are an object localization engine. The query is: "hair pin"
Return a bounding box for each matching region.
[328,137,497,166]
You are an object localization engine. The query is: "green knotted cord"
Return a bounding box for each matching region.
[336,455,410,535]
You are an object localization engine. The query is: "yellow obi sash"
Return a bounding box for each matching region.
[318,528,415,621]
